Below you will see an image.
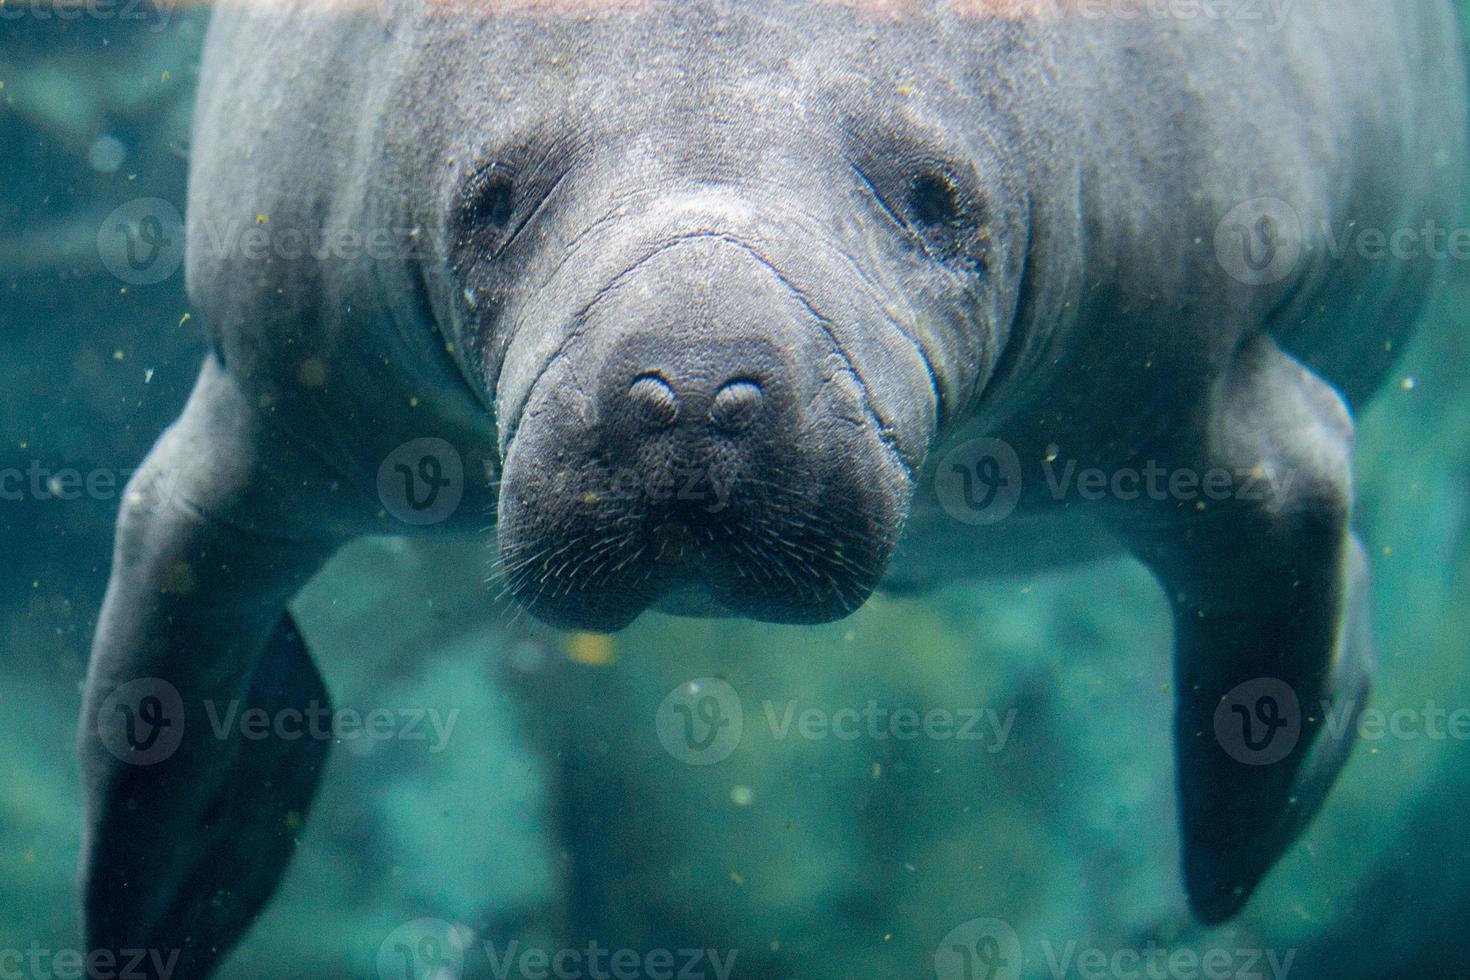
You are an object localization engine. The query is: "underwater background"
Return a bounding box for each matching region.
[3,5,1470,978]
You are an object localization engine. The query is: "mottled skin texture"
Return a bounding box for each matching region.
[79,0,1466,974]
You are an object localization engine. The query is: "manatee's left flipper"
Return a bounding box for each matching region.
[1112,333,1374,923]
[149,612,331,970]
[79,360,353,977]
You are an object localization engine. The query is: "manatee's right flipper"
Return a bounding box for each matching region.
[1113,334,1374,923]
[79,357,353,977]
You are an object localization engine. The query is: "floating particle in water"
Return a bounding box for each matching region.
[88,135,126,174]
[161,561,195,596]
[730,785,754,807]
[297,358,327,388]
[509,639,547,674]
[566,631,617,666]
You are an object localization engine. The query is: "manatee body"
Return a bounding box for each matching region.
[79,0,1466,973]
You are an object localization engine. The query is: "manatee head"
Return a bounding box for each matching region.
[421,4,1029,630]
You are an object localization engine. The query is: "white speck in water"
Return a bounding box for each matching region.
[88,135,127,174]
[509,639,546,674]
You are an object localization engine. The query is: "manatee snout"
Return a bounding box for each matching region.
[496,234,916,631]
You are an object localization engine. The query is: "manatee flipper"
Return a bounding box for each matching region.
[79,358,350,976]
[1114,333,1373,923]
[144,613,330,973]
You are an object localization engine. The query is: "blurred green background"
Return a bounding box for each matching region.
[2,5,1468,978]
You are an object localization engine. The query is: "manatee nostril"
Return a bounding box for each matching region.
[710,379,764,434]
[628,374,679,429]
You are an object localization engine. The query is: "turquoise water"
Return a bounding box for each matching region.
[3,5,1470,978]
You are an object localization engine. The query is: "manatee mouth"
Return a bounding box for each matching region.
[493,235,915,632]
[496,426,910,632]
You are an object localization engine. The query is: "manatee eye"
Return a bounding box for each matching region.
[467,169,516,229]
[910,169,961,227]
[903,165,988,275]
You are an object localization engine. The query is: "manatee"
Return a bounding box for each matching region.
[79,0,1467,972]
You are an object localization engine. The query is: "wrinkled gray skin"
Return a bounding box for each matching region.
[79,0,1466,973]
